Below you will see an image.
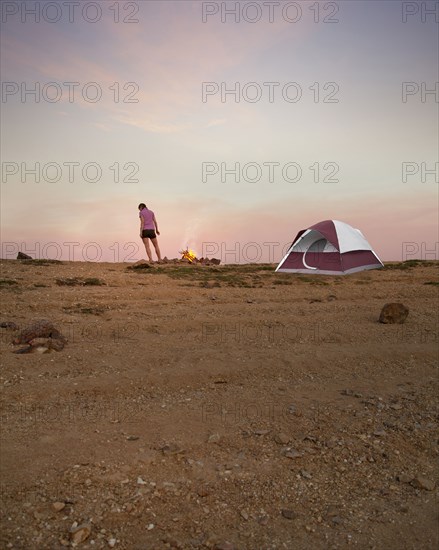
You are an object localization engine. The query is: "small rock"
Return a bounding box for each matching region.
[70,523,92,545]
[274,433,290,445]
[257,514,269,525]
[161,443,185,456]
[411,477,435,491]
[254,429,270,436]
[0,321,19,330]
[397,473,413,483]
[197,486,210,497]
[240,510,249,520]
[379,303,409,324]
[214,542,235,550]
[331,516,343,525]
[108,539,116,548]
[137,477,147,485]
[300,470,312,479]
[163,536,182,548]
[147,524,154,530]
[281,509,298,520]
[283,448,302,459]
[52,502,66,512]
[208,433,221,443]
[126,435,139,441]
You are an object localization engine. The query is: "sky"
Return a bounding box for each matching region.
[1,0,438,263]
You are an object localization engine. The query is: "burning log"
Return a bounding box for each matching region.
[179,248,198,263]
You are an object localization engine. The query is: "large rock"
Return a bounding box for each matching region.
[17,252,32,260]
[379,303,409,324]
[12,319,67,354]
[13,320,66,345]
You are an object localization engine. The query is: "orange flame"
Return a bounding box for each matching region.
[180,248,198,263]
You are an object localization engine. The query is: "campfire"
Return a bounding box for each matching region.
[179,247,198,263]
[129,248,221,269]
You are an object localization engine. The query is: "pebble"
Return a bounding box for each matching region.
[283,448,302,459]
[397,473,413,484]
[331,516,343,525]
[164,536,182,548]
[411,476,435,491]
[70,523,92,544]
[108,538,116,547]
[161,443,185,455]
[214,542,235,550]
[197,486,210,497]
[281,509,298,520]
[208,433,221,443]
[274,433,290,445]
[52,502,66,512]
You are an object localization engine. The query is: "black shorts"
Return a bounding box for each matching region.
[142,229,156,239]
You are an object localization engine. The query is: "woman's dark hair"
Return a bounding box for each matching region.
[138,203,146,209]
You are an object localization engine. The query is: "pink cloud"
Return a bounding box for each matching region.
[2,5,314,134]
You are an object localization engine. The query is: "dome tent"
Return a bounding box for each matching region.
[276,220,383,275]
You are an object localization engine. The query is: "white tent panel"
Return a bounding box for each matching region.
[333,220,373,253]
[292,230,329,253]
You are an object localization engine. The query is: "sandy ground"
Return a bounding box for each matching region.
[0,258,438,549]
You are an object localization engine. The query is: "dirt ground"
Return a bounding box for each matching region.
[0,259,438,549]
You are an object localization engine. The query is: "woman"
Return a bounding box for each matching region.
[138,203,162,262]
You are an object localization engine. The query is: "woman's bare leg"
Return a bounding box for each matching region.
[142,238,153,262]
[151,238,162,261]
